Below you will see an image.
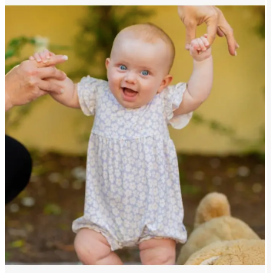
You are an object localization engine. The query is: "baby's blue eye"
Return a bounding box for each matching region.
[119,65,127,70]
[141,70,149,76]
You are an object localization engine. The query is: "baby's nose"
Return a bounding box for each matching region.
[124,72,137,84]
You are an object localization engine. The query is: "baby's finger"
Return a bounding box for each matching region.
[201,36,210,48]
[197,38,206,51]
[35,54,68,68]
[42,49,56,62]
[33,52,42,62]
[29,56,35,61]
[191,39,200,51]
[39,50,49,63]
[43,49,51,60]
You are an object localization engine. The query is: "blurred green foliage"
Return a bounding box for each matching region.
[5,6,265,157]
[10,239,25,248]
[5,36,70,129]
[71,6,153,80]
[71,6,154,141]
[5,36,70,74]
[254,6,265,39]
[191,6,265,158]
[5,251,10,261]
[43,203,62,215]
[192,112,265,160]
[5,36,36,73]
[5,36,41,129]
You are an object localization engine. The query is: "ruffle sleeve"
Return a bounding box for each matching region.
[77,76,98,116]
[163,82,193,129]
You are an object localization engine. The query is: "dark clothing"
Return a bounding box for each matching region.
[5,135,32,204]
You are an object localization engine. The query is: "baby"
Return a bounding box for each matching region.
[31,23,212,265]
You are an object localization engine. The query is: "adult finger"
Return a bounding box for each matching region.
[217,27,225,37]
[38,79,63,94]
[205,16,218,46]
[216,8,238,56]
[184,21,197,50]
[218,19,237,55]
[36,54,68,68]
[38,66,66,80]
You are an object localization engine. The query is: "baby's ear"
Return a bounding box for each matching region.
[105,58,110,69]
[157,75,173,94]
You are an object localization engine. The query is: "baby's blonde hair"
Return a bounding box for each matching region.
[112,23,175,72]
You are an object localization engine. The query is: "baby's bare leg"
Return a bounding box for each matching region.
[74,228,123,265]
[139,238,176,265]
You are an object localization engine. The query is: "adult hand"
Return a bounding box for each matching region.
[5,54,68,111]
[178,6,239,56]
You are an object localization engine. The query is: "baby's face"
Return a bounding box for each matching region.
[106,35,172,109]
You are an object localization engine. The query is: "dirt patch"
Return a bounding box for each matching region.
[5,152,265,263]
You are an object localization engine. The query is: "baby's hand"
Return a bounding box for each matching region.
[29,49,55,64]
[189,34,212,62]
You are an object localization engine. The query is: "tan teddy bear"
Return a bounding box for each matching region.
[177,192,265,265]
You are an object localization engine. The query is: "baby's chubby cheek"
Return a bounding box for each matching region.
[141,89,157,104]
[108,79,118,93]
[108,75,122,91]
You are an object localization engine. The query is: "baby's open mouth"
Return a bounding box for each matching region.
[122,88,138,98]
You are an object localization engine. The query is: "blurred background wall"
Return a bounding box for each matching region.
[5,6,265,155]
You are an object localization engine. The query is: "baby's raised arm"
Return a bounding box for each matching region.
[29,49,80,109]
[173,34,213,116]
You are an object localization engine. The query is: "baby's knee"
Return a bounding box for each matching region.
[74,228,111,265]
[139,238,176,265]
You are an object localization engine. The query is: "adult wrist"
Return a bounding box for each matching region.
[5,97,13,111]
[5,89,13,111]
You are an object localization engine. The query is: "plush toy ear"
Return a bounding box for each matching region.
[200,256,220,265]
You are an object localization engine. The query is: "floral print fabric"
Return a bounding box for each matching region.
[72,76,192,250]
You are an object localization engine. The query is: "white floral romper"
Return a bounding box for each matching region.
[72,76,193,250]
